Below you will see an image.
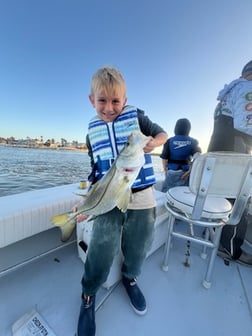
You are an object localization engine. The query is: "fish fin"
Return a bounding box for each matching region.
[51,213,71,226]
[117,191,131,213]
[51,212,76,242]
[74,193,88,199]
[59,221,76,242]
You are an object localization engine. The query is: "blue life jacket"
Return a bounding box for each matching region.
[88,106,156,190]
[167,135,195,171]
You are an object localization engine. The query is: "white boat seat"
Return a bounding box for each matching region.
[166,186,232,220]
[162,152,252,289]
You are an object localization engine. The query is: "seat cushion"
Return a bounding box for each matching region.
[166,186,232,219]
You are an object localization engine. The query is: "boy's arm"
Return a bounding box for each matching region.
[162,159,168,174]
[137,109,168,153]
[160,140,169,174]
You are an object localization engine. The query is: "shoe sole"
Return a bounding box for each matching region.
[218,251,252,267]
[217,250,232,260]
[130,303,147,316]
[235,258,252,267]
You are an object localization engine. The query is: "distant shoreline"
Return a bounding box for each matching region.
[0,143,87,152]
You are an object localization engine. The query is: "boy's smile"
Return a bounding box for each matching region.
[89,90,127,122]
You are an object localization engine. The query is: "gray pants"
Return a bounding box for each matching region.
[162,170,189,193]
[81,207,156,295]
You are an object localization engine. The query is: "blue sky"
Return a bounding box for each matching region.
[0,0,251,152]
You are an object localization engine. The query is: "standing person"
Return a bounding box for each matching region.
[208,60,252,266]
[160,118,201,192]
[77,66,167,336]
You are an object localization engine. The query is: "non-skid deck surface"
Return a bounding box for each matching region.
[0,241,251,336]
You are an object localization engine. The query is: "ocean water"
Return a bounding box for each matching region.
[0,146,163,197]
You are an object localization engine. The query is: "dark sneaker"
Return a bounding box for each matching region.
[122,277,147,315]
[77,294,96,336]
[217,246,232,260]
[217,246,252,267]
[237,251,252,267]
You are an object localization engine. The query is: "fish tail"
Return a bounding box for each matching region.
[51,212,76,242]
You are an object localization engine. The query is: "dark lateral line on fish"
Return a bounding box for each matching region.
[79,168,117,213]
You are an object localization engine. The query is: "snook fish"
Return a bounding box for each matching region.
[51,131,151,241]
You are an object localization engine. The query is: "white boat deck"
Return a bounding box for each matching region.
[1,231,252,336]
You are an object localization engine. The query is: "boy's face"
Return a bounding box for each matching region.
[89,89,127,122]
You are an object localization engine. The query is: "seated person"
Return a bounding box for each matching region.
[160,118,201,192]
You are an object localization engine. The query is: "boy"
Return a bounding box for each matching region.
[160,118,201,192]
[77,66,167,336]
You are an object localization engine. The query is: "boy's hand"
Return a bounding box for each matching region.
[181,170,190,180]
[76,213,89,222]
[144,138,156,153]
[144,132,168,153]
[72,206,89,222]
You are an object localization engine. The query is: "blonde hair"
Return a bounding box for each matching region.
[90,66,127,97]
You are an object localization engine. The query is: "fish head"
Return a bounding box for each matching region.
[116,131,151,175]
[127,130,151,149]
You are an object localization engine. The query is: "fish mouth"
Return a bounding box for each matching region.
[123,167,139,173]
